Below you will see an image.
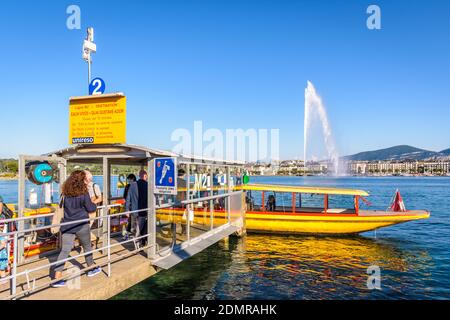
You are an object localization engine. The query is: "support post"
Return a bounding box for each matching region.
[186,163,191,243]
[227,166,231,223]
[324,194,329,214]
[355,196,359,215]
[210,166,214,230]
[101,157,110,253]
[107,216,111,277]
[17,156,25,264]
[292,193,296,213]
[147,159,156,258]
[10,233,18,296]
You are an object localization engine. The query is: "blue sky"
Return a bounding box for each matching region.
[0,0,449,159]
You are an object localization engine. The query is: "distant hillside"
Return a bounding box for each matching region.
[440,148,450,156]
[343,145,443,161]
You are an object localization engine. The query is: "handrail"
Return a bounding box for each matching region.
[0,207,147,237]
[181,190,242,205]
[0,190,243,299]
[0,233,152,284]
[0,191,243,236]
[0,213,54,224]
[0,203,121,225]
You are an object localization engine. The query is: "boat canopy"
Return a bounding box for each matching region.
[243,184,369,197]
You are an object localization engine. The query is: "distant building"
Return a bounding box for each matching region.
[346,160,450,175]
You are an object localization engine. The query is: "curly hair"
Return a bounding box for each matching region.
[62,170,88,197]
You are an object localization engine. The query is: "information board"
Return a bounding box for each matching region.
[69,93,126,145]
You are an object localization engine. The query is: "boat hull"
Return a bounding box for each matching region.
[245,210,430,235]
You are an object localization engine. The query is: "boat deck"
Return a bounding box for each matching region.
[0,236,155,300]
[249,206,356,214]
[358,209,428,217]
[248,206,428,217]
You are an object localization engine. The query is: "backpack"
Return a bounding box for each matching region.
[1,203,17,233]
[51,197,65,234]
[1,203,14,220]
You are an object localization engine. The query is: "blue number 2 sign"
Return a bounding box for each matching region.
[89,77,106,95]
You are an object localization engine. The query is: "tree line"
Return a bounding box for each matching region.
[0,159,18,174]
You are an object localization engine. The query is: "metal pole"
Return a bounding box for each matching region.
[210,166,214,230]
[227,166,231,223]
[10,233,18,296]
[186,164,190,243]
[101,157,109,253]
[147,159,156,258]
[17,156,25,264]
[88,54,91,93]
[107,216,111,277]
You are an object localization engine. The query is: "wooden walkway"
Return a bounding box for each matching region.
[0,236,157,300]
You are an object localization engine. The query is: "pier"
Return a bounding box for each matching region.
[0,142,245,300]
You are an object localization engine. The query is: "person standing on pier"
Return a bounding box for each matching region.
[0,196,14,284]
[84,170,103,247]
[51,170,102,288]
[0,197,9,283]
[124,174,139,239]
[84,170,103,205]
[136,170,148,245]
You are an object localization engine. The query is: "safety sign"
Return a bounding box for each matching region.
[154,157,177,195]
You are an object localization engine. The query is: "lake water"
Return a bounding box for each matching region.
[1,176,449,299]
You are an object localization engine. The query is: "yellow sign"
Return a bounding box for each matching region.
[69,93,126,145]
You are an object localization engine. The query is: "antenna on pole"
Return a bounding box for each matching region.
[82,27,96,93]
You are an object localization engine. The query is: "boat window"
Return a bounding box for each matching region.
[327,195,357,214]
[247,191,263,211]
[328,195,355,209]
[296,193,326,213]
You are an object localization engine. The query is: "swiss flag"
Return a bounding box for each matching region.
[389,189,407,212]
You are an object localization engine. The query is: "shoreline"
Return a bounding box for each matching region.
[0,175,18,181]
[1,174,449,181]
[247,174,450,178]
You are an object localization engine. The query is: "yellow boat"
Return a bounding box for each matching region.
[243,184,430,235]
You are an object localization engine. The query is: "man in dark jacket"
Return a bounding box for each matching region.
[136,170,148,244]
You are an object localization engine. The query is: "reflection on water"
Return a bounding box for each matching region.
[218,234,435,300]
[114,233,439,300]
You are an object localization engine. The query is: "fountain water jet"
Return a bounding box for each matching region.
[304,81,341,176]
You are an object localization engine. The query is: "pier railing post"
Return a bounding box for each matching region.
[227,166,231,224]
[101,157,110,254]
[147,159,156,259]
[186,164,191,244]
[10,233,18,297]
[210,166,214,231]
[17,155,25,264]
[107,215,111,277]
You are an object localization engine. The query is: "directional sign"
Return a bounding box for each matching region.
[154,157,177,195]
[69,93,126,145]
[89,77,106,95]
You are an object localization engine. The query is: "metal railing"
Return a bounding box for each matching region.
[0,190,243,300]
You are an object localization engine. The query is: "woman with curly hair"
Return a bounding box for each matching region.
[51,170,101,287]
